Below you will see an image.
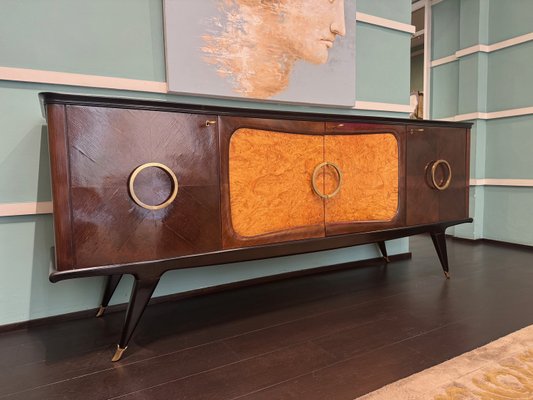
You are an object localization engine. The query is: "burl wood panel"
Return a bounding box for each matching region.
[229,128,324,237]
[62,106,222,269]
[324,134,399,225]
[406,126,469,226]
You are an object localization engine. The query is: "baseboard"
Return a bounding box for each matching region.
[448,235,533,250]
[0,252,411,333]
[480,238,533,251]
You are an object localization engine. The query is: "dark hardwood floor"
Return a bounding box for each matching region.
[1,235,533,400]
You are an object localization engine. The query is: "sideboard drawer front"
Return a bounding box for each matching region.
[406,126,469,226]
[61,106,222,269]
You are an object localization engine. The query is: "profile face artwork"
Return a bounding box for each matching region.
[164,0,356,106]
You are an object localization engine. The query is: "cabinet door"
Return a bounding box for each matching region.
[323,123,405,235]
[220,117,325,248]
[406,126,469,225]
[61,106,221,269]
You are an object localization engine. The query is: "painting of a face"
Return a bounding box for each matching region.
[202,0,347,98]
[164,0,356,106]
[277,0,346,65]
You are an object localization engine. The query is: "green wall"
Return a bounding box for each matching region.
[0,0,413,325]
[431,0,533,243]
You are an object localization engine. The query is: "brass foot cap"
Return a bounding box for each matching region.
[95,306,106,318]
[384,256,391,263]
[111,345,127,362]
[444,271,451,279]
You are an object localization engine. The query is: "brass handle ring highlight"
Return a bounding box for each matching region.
[311,162,343,199]
[430,159,452,191]
[128,162,178,210]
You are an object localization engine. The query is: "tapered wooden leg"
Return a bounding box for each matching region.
[430,231,450,279]
[377,241,390,263]
[96,274,123,317]
[112,276,160,362]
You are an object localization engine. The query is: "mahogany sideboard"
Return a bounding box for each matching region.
[40,92,473,361]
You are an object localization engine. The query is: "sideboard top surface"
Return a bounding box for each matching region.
[39,92,473,129]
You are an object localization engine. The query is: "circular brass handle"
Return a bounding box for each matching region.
[128,162,178,210]
[312,162,343,199]
[430,159,452,191]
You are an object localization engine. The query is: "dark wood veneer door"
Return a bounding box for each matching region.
[66,106,221,268]
[406,126,469,226]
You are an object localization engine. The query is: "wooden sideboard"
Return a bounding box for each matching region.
[40,92,472,361]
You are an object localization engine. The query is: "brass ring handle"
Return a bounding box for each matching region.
[430,159,452,191]
[311,162,343,199]
[128,162,179,210]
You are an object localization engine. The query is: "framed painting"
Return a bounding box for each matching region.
[163,0,356,107]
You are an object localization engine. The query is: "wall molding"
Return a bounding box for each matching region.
[0,201,53,217]
[439,106,533,122]
[355,12,415,34]
[470,179,533,188]
[0,66,167,93]
[431,54,458,67]
[353,101,412,113]
[431,32,533,67]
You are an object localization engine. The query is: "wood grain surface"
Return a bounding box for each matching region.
[406,126,468,226]
[229,128,324,237]
[324,134,399,224]
[61,106,222,268]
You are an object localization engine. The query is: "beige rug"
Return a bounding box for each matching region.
[358,325,533,399]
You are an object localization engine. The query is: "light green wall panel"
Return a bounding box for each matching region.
[459,0,481,48]
[0,0,165,81]
[431,0,460,60]
[483,186,533,246]
[0,85,51,203]
[453,186,484,240]
[430,62,459,119]
[457,52,488,115]
[356,24,411,105]
[485,115,533,179]
[356,0,411,24]
[488,0,533,44]
[458,0,490,48]
[0,215,105,324]
[458,55,481,115]
[487,41,533,112]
